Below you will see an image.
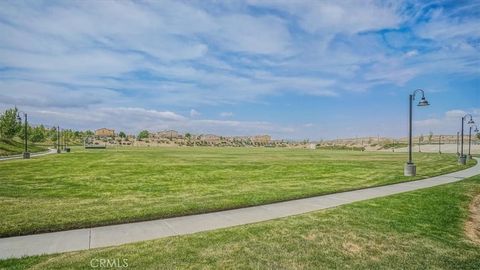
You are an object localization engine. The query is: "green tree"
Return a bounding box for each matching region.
[30,125,46,143]
[0,107,21,139]
[119,131,126,138]
[138,130,149,140]
[18,124,33,141]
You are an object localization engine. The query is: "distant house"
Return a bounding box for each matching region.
[95,128,115,137]
[251,135,271,144]
[199,134,221,143]
[155,130,180,140]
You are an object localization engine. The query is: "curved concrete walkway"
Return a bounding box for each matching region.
[1,158,479,259]
[0,148,57,161]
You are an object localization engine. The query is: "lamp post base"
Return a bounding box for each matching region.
[458,155,467,165]
[404,163,416,177]
[57,149,61,154]
[467,154,472,160]
[23,152,30,159]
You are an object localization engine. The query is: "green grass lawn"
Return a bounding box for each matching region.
[0,147,475,237]
[2,169,479,269]
[0,139,47,157]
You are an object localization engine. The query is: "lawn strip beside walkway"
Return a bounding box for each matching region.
[0,158,479,259]
[0,148,57,161]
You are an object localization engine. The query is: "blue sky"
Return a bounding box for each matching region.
[0,0,478,139]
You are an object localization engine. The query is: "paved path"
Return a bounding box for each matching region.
[1,158,479,259]
[0,148,57,161]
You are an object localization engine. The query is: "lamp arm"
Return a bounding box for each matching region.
[462,114,473,122]
[412,89,425,100]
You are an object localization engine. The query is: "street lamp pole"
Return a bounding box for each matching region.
[17,111,30,159]
[438,135,442,154]
[57,126,61,153]
[456,131,460,156]
[459,114,474,165]
[405,89,430,176]
[468,125,479,160]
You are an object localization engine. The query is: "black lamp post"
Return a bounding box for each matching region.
[456,131,460,156]
[418,136,421,152]
[62,129,66,151]
[459,114,474,165]
[438,135,442,154]
[468,125,479,160]
[57,125,61,153]
[405,89,430,176]
[17,111,30,159]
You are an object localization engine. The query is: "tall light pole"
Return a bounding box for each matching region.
[438,135,442,154]
[459,114,474,165]
[418,136,421,152]
[405,89,430,177]
[62,129,66,151]
[57,126,61,153]
[16,111,30,159]
[456,132,460,156]
[468,125,479,160]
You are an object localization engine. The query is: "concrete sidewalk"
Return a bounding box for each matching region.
[0,148,57,161]
[1,158,479,259]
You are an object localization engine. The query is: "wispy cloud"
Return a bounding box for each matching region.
[414,109,480,134]
[0,0,478,138]
[220,112,233,117]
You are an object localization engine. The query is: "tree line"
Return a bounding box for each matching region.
[0,107,93,144]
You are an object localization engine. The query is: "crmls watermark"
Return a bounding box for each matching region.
[90,258,129,268]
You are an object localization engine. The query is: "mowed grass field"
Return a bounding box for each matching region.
[2,171,480,269]
[0,147,475,237]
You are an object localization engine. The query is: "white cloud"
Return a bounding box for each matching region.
[404,50,418,58]
[0,104,295,138]
[220,112,233,117]
[414,109,480,134]
[247,0,402,34]
[190,109,201,117]
[214,14,291,55]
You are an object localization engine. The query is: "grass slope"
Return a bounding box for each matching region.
[0,139,47,157]
[0,147,475,237]
[2,172,480,269]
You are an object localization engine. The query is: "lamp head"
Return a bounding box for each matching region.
[475,127,479,133]
[417,97,429,107]
[467,118,475,124]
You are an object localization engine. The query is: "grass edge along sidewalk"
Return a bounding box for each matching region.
[0,158,478,261]
[1,163,480,269]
